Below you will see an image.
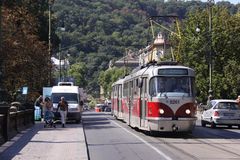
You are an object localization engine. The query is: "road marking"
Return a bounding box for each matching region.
[108,117,173,160]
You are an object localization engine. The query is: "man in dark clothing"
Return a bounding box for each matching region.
[57,97,68,128]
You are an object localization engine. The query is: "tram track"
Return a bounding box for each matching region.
[105,112,240,159]
[148,133,199,160]
[136,125,240,160]
[191,127,240,157]
[192,138,240,157]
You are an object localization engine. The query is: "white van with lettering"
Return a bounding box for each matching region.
[51,82,82,123]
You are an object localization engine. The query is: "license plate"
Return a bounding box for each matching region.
[224,113,234,116]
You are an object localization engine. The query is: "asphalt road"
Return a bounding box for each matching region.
[83,111,240,160]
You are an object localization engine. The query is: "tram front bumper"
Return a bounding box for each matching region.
[147,117,197,132]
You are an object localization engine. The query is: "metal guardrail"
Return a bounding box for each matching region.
[0,114,5,145]
[0,104,34,145]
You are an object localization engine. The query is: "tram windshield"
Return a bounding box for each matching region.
[149,76,195,97]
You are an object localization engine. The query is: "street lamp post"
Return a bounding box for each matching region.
[59,39,62,82]
[48,0,54,86]
[0,1,2,51]
[0,2,3,90]
[208,0,214,98]
[63,53,70,81]
[195,0,214,100]
[59,26,65,82]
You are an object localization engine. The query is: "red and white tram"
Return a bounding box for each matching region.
[111,61,197,132]
[111,78,124,120]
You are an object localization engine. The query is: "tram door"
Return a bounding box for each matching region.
[140,78,147,127]
[111,86,115,115]
[118,84,122,116]
[128,81,133,125]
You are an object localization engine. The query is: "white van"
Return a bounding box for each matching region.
[51,82,82,123]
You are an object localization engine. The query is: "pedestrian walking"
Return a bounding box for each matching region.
[44,97,53,108]
[57,97,68,128]
[236,95,240,106]
[44,97,55,128]
[44,97,54,116]
[35,95,44,119]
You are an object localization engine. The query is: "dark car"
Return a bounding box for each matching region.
[83,104,89,111]
[104,106,111,112]
[100,105,108,112]
[95,104,109,112]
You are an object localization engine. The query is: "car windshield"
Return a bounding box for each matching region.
[52,93,78,104]
[149,76,195,97]
[215,102,239,110]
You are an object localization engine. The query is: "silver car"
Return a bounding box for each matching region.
[201,99,240,128]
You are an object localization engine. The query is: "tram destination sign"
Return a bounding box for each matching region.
[158,68,188,75]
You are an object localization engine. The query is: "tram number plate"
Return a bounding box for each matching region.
[169,99,180,104]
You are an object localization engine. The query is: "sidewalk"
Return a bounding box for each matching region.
[0,121,88,160]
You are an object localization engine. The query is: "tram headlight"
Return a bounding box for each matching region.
[185,109,191,115]
[159,109,164,114]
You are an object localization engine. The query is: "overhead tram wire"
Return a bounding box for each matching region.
[147,15,182,62]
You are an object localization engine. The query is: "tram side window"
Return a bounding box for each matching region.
[144,78,147,94]
[118,85,122,98]
[149,77,164,96]
[112,87,114,97]
[149,78,157,96]
[134,79,139,95]
[190,77,196,97]
[115,86,117,96]
[123,83,128,97]
[129,81,133,97]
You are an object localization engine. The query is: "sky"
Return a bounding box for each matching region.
[202,0,239,4]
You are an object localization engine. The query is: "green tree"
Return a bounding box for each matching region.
[98,67,125,98]
[52,0,239,98]
[175,7,240,102]
[1,3,49,101]
[68,62,87,87]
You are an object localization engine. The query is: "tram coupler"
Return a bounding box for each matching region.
[172,124,178,132]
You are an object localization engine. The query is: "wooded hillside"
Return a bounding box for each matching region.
[1,0,239,102]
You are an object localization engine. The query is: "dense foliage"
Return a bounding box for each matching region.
[1,0,240,103]
[177,7,240,102]
[98,67,126,98]
[53,0,240,102]
[53,0,205,96]
[0,0,57,102]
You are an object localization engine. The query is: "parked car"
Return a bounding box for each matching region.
[201,99,240,128]
[95,104,109,112]
[104,106,111,112]
[83,104,89,111]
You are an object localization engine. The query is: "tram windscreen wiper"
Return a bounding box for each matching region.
[158,92,168,98]
[164,92,168,99]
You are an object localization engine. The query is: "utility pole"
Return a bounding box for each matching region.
[0,1,2,51]
[59,26,65,82]
[48,0,55,86]
[0,2,3,88]
[208,0,214,98]
[48,1,52,86]
[59,42,62,82]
